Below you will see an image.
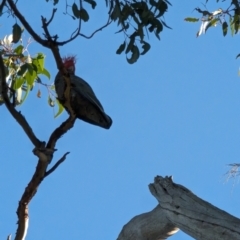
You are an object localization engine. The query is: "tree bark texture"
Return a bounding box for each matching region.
[117,176,240,240]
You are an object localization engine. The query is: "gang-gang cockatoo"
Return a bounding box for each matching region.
[55,56,112,129]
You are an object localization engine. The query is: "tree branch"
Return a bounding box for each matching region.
[117,205,178,240]
[47,115,76,150]
[149,176,240,239]
[0,0,7,14]
[45,152,70,177]
[118,176,240,240]
[15,148,54,240]
[45,8,57,26]
[8,0,108,48]
[79,17,112,39]
[0,54,43,148]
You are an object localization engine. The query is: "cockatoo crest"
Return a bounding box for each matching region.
[62,56,76,73]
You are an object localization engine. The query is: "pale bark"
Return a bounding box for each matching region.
[117,176,240,240]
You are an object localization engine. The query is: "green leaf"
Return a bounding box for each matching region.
[84,0,97,9]
[149,0,157,7]
[230,16,235,36]
[184,17,199,22]
[222,22,228,36]
[156,1,168,17]
[125,37,135,54]
[127,45,140,64]
[121,4,133,21]
[12,23,22,43]
[80,8,89,22]
[72,3,80,18]
[17,63,28,76]
[164,0,172,6]
[154,30,161,40]
[141,41,151,55]
[54,99,64,118]
[25,66,37,87]
[234,19,240,34]
[138,26,144,41]
[116,41,126,54]
[110,4,120,21]
[155,19,163,34]
[32,54,45,74]
[132,14,140,25]
[205,18,219,32]
[20,84,30,105]
[36,53,45,71]
[148,24,155,32]
[14,45,24,55]
[39,68,51,79]
[13,77,25,90]
[161,20,172,29]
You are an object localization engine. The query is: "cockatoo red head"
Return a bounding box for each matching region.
[62,56,76,73]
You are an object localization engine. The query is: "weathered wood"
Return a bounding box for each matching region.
[117,204,178,240]
[117,176,240,240]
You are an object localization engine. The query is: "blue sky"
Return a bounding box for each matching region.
[1,1,240,239]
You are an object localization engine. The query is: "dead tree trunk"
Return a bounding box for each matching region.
[117,176,240,240]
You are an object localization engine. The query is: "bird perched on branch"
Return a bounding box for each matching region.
[54,56,112,129]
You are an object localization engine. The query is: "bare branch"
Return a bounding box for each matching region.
[45,152,70,177]
[0,54,43,148]
[149,176,240,239]
[8,0,108,48]
[45,8,57,26]
[47,115,76,150]
[117,205,178,240]
[15,155,50,240]
[41,16,57,41]
[32,147,56,162]
[119,176,240,240]
[79,17,112,39]
[0,0,7,14]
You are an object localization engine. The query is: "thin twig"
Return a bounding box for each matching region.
[0,0,7,14]
[79,17,112,39]
[46,8,57,26]
[41,16,55,40]
[45,152,70,177]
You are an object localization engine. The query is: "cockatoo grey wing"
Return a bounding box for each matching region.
[70,74,112,129]
[70,74,105,112]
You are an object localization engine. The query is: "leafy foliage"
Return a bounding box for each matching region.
[110,0,171,63]
[0,32,62,114]
[53,0,171,63]
[185,3,240,38]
